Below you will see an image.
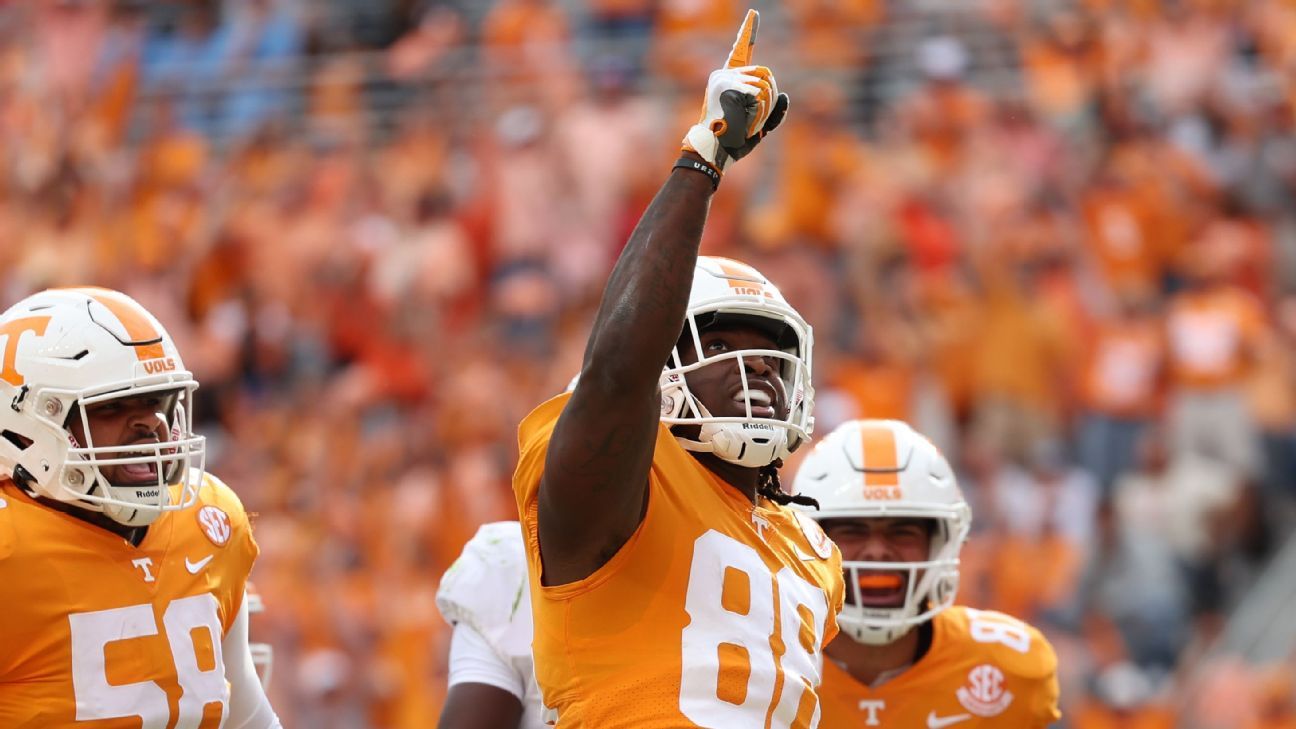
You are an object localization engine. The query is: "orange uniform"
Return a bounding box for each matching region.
[514,393,845,728]
[0,473,258,728]
[818,607,1060,728]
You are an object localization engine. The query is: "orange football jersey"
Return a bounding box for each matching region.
[514,393,845,728]
[0,473,258,728]
[818,606,1060,728]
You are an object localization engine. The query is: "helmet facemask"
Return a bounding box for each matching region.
[662,308,814,468]
[837,511,970,645]
[35,381,204,527]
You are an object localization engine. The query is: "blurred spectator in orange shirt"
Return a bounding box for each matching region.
[1165,242,1268,476]
[1144,2,1231,115]
[783,0,882,71]
[1021,7,1103,126]
[649,0,739,85]
[1082,156,1167,295]
[751,81,864,250]
[1069,662,1177,729]
[1247,664,1296,729]
[1077,285,1166,492]
[386,5,466,82]
[968,245,1077,461]
[894,35,992,174]
[481,0,577,109]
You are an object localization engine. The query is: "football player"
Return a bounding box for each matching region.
[794,419,1061,728]
[512,9,845,727]
[0,288,281,728]
[435,521,543,729]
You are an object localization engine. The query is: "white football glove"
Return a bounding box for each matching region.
[681,10,791,172]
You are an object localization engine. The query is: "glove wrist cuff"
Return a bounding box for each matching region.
[683,124,729,171]
[673,156,721,191]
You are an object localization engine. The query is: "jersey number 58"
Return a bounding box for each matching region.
[69,594,228,728]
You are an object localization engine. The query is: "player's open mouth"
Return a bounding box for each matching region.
[733,386,777,418]
[855,572,906,607]
[115,455,159,483]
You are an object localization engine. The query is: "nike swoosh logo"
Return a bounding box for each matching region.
[927,711,972,728]
[794,546,816,561]
[185,554,214,574]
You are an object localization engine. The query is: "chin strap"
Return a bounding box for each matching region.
[672,402,788,468]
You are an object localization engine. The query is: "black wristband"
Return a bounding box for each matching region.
[673,157,721,191]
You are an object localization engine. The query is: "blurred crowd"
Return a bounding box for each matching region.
[1,0,1295,726]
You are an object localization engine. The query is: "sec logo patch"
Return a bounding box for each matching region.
[957,664,1014,717]
[795,511,834,560]
[197,505,232,546]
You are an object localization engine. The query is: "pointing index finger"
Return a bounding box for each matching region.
[725,9,759,69]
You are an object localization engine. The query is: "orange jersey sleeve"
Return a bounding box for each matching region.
[514,393,844,728]
[0,472,258,728]
[818,606,1060,728]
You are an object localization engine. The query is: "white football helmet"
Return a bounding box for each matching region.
[661,256,814,468]
[793,419,970,645]
[247,584,274,691]
[0,288,205,526]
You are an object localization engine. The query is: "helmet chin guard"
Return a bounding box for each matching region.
[661,257,815,469]
[671,401,793,468]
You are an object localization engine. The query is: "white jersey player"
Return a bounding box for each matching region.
[436,521,545,729]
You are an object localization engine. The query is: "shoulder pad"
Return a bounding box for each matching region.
[192,471,249,520]
[944,607,1058,683]
[436,522,530,642]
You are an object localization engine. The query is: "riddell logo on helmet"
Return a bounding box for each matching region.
[142,358,177,375]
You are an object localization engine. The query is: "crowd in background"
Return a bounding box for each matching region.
[1,0,1295,726]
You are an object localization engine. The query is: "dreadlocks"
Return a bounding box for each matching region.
[756,459,820,509]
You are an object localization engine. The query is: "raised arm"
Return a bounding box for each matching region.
[536,10,789,584]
